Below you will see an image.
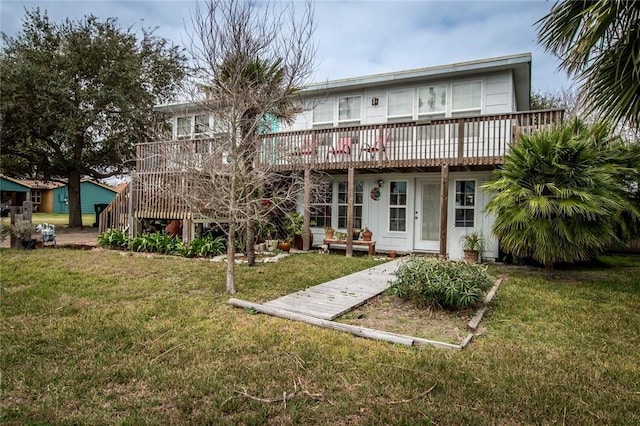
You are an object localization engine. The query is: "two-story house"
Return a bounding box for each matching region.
[100,53,563,260]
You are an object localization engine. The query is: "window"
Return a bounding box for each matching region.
[455,180,475,227]
[194,114,209,136]
[313,100,333,126]
[31,190,41,205]
[389,181,407,232]
[338,96,361,124]
[310,182,332,228]
[452,81,481,112]
[176,116,191,139]
[337,181,363,229]
[418,85,446,115]
[387,90,413,119]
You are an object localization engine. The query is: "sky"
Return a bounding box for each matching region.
[0,0,574,95]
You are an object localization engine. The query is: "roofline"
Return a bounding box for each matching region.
[302,53,532,94]
[155,53,532,111]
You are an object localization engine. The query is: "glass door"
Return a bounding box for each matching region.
[413,178,441,251]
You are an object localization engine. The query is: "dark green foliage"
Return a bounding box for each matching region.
[0,9,186,227]
[483,119,640,273]
[537,0,640,126]
[97,230,225,257]
[388,257,494,309]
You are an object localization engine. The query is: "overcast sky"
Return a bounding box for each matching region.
[0,0,574,94]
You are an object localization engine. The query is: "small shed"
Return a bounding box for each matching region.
[0,175,64,213]
[52,179,117,214]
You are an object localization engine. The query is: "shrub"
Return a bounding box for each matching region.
[388,256,494,309]
[97,229,128,249]
[186,235,225,257]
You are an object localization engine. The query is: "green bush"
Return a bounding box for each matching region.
[97,229,224,258]
[388,256,494,309]
[97,229,128,249]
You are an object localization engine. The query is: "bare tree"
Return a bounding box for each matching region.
[161,0,316,293]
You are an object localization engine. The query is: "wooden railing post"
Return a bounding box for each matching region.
[457,120,465,164]
[439,164,449,258]
[303,166,311,251]
[346,167,354,257]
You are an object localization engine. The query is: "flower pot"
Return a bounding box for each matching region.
[362,230,373,241]
[325,230,334,240]
[388,250,397,258]
[266,240,279,251]
[254,242,266,252]
[294,234,313,250]
[21,238,36,250]
[278,241,291,252]
[463,249,479,263]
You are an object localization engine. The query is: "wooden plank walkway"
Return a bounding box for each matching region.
[264,259,403,320]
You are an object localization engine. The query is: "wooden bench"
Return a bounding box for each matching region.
[323,239,376,256]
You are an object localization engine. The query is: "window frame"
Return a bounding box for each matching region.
[312,99,334,127]
[387,89,414,120]
[451,81,482,114]
[389,180,408,232]
[176,116,192,139]
[310,181,333,229]
[417,85,447,116]
[31,189,41,205]
[454,179,476,227]
[337,95,362,125]
[337,180,363,230]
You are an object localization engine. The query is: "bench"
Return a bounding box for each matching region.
[323,239,376,256]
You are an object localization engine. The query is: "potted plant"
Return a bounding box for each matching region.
[324,225,334,240]
[11,221,36,249]
[283,211,313,250]
[362,227,373,241]
[460,231,486,263]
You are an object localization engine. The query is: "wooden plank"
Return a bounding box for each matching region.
[303,166,311,251]
[439,164,449,257]
[346,167,354,257]
[467,306,487,332]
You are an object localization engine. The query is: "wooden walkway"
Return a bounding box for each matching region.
[264,259,403,320]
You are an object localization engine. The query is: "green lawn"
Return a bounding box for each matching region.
[1,250,639,424]
[30,212,96,227]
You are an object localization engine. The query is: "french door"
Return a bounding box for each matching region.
[413,178,441,251]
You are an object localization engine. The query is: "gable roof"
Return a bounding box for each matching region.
[0,175,64,190]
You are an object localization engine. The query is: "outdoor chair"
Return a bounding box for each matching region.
[362,131,390,159]
[331,137,353,156]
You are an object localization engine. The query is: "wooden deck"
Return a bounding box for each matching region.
[264,259,402,320]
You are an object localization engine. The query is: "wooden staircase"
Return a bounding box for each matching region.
[98,182,130,233]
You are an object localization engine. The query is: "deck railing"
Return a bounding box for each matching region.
[258,109,564,171]
[98,182,130,233]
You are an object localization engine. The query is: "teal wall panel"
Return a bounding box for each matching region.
[53,182,116,214]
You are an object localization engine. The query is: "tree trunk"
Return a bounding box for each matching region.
[246,206,256,266]
[544,262,554,279]
[226,223,236,294]
[67,169,83,228]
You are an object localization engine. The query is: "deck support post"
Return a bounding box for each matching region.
[346,167,354,257]
[303,166,311,251]
[439,164,449,257]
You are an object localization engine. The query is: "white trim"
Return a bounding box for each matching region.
[453,179,477,228]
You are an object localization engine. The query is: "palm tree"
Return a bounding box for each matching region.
[483,119,639,277]
[536,0,640,127]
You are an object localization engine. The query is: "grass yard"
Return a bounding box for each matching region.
[1,250,639,425]
[30,213,96,228]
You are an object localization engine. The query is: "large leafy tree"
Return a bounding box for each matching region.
[537,0,640,127]
[483,119,640,277]
[0,9,186,227]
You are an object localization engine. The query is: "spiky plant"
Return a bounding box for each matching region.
[483,119,639,277]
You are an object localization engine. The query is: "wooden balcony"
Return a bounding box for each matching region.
[258,110,564,172]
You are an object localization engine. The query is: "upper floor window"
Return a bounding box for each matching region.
[176,114,212,139]
[176,116,191,139]
[387,89,413,119]
[418,85,447,115]
[313,100,333,126]
[338,96,361,124]
[452,81,482,112]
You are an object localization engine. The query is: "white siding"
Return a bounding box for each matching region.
[484,71,513,114]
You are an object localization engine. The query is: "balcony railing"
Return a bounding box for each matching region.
[258,109,564,171]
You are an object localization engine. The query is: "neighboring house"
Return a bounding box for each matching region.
[0,175,117,214]
[103,53,564,260]
[0,175,64,213]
